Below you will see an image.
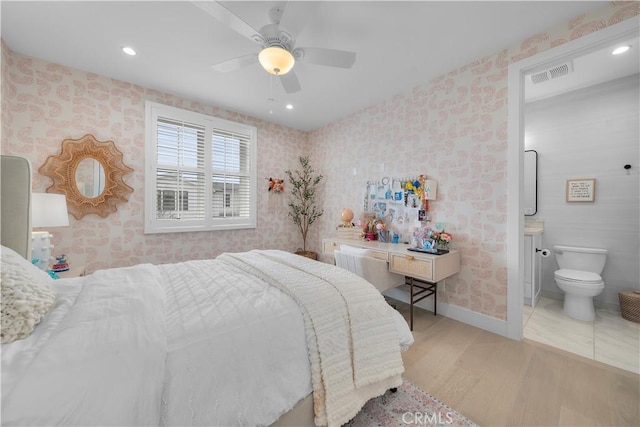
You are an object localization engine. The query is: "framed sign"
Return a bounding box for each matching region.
[566,178,596,202]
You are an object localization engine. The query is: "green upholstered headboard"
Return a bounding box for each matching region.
[1,155,32,259]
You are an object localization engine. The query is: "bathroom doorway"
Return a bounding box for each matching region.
[507,18,639,373]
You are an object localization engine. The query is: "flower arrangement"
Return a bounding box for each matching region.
[268,178,284,193]
[362,218,385,240]
[432,230,452,249]
[415,226,453,250]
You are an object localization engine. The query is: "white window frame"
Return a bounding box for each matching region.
[144,101,257,234]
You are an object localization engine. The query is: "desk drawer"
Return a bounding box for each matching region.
[322,240,389,261]
[367,249,389,261]
[389,254,433,281]
[323,240,339,254]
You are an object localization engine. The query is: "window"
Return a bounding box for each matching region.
[145,101,257,233]
[156,190,189,215]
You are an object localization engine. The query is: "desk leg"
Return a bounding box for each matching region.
[434,282,437,316]
[405,277,438,331]
[409,277,414,331]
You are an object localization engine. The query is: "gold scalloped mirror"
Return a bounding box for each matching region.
[39,134,134,219]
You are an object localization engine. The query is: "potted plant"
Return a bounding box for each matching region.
[285,156,324,259]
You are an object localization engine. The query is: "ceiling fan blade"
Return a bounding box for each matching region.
[293,47,356,69]
[280,70,301,94]
[192,1,265,45]
[278,1,320,37]
[212,53,257,72]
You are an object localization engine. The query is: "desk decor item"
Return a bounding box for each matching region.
[336,208,360,239]
[340,208,354,226]
[362,217,385,241]
[52,255,70,272]
[414,225,452,252]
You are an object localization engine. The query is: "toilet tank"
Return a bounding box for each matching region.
[553,245,607,274]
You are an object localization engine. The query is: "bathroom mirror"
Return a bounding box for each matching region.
[524,150,538,216]
[39,134,134,219]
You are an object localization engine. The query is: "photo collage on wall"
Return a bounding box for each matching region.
[363,175,436,232]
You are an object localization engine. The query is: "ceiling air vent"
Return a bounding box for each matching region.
[530,61,573,84]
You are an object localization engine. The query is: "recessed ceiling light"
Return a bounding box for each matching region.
[285,104,293,110]
[122,46,137,56]
[611,45,630,55]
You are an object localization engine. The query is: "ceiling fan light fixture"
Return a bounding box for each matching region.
[258,46,295,75]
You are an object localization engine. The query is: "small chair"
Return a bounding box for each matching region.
[333,247,404,294]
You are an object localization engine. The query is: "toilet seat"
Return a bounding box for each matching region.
[554,268,602,284]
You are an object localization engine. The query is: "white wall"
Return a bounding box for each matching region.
[525,74,640,308]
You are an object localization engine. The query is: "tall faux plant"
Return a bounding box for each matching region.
[285,156,324,253]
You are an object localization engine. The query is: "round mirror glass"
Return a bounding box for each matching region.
[75,158,105,198]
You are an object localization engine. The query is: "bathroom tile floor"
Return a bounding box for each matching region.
[523,296,640,374]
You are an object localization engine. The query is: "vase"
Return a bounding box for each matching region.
[436,242,449,251]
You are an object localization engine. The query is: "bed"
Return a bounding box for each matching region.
[0,155,413,426]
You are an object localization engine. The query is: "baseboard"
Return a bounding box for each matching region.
[383,287,509,337]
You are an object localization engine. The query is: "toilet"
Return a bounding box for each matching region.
[553,245,607,322]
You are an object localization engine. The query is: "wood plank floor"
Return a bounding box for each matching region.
[392,300,640,426]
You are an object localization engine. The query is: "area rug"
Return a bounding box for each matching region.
[346,380,477,426]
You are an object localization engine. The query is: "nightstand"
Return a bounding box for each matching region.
[55,265,86,279]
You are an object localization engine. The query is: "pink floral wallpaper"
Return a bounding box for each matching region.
[1,41,309,273]
[309,2,638,320]
[1,2,637,322]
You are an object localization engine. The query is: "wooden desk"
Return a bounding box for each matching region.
[323,238,461,330]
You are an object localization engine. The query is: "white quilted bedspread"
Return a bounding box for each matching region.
[158,255,313,426]
[2,250,412,427]
[2,265,168,426]
[218,250,405,427]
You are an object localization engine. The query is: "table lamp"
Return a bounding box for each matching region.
[31,193,69,271]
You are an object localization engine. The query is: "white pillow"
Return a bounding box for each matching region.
[1,245,56,344]
[338,244,376,258]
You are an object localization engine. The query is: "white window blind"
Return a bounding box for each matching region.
[145,101,257,234]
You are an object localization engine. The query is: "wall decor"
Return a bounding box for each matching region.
[361,174,439,241]
[267,177,284,193]
[39,134,134,219]
[566,178,596,202]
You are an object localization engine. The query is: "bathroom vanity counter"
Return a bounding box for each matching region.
[524,227,544,235]
[525,219,544,236]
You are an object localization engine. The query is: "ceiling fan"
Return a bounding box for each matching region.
[193,1,357,94]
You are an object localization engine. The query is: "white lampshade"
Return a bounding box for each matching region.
[32,193,69,228]
[258,46,295,75]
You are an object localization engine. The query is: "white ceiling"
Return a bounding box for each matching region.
[1,1,616,131]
